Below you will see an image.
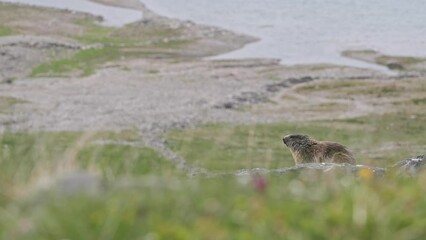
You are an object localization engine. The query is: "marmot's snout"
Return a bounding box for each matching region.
[282,134,294,146]
[283,137,288,146]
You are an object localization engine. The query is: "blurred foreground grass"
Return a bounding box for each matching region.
[0,130,174,198]
[2,169,426,239]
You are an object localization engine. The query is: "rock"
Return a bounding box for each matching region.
[221,102,235,109]
[233,91,268,104]
[288,76,314,84]
[386,63,404,70]
[265,80,291,92]
[273,163,387,177]
[278,155,426,177]
[214,91,268,109]
[214,76,316,110]
[392,155,425,175]
[0,36,84,50]
[55,171,103,195]
[209,163,386,178]
[276,163,386,176]
[210,154,426,179]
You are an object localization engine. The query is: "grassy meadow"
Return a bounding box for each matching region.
[1,173,425,239]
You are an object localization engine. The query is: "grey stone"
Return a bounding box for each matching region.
[55,171,103,195]
[392,155,425,175]
[387,63,404,70]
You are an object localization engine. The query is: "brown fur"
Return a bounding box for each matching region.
[283,134,356,165]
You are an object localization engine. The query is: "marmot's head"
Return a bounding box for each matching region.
[283,134,312,151]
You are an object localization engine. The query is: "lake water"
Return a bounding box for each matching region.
[140,0,426,69]
[0,0,142,26]
[2,0,425,70]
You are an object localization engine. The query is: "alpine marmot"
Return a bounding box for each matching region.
[283,134,356,165]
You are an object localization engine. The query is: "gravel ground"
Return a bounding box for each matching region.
[0,58,386,133]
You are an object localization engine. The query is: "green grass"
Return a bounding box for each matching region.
[297,80,369,92]
[296,78,426,99]
[166,111,425,171]
[0,25,13,36]
[78,144,174,181]
[411,97,426,105]
[342,49,425,69]
[0,96,26,113]
[296,79,401,96]
[0,132,82,197]
[167,124,284,171]
[166,122,356,171]
[30,20,190,77]
[375,55,424,66]
[0,5,191,77]
[3,173,426,239]
[74,19,183,46]
[31,48,120,77]
[0,131,173,194]
[30,46,184,77]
